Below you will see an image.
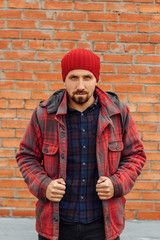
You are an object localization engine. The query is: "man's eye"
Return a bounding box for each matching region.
[85,75,91,80]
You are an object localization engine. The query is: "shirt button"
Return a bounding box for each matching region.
[80,196,84,200]
[83,146,86,149]
[82,179,85,183]
[82,129,85,132]
[81,113,84,116]
[82,162,86,166]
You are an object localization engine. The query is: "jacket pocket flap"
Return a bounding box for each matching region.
[108,141,123,151]
[42,143,58,155]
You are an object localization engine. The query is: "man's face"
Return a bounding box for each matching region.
[64,69,97,107]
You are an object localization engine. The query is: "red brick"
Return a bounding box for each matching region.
[17,190,36,199]
[118,65,147,74]
[152,163,160,171]
[0,179,27,188]
[38,52,65,61]
[24,100,39,110]
[143,142,158,151]
[20,62,51,71]
[55,31,84,40]
[100,64,116,73]
[101,75,130,83]
[0,81,15,89]
[29,41,43,50]
[22,30,51,40]
[125,191,141,200]
[133,181,155,190]
[153,105,160,113]
[0,209,10,217]
[129,94,158,103]
[49,83,65,91]
[157,183,160,190]
[4,71,34,80]
[139,4,160,13]
[61,42,76,50]
[0,169,14,178]
[77,42,92,49]
[0,0,5,8]
[0,109,15,118]
[43,1,72,10]
[125,211,135,220]
[96,84,112,92]
[8,20,37,29]
[137,104,152,113]
[94,43,109,52]
[0,159,8,167]
[114,84,143,93]
[0,40,11,49]
[120,13,150,22]
[9,159,19,168]
[138,212,160,220]
[143,172,160,181]
[107,23,136,32]
[126,202,153,210]
[146,85,160,94]
[0,100,7,108]
[88,13,118,22]
[142,192,160,200]
[9,0,39,9]
[146,152,160,161]
[75,2,104,11]
[1,119,28,129]
[1,199,30,208]
[119,34,149,43]
[125,45,139,53]
[41,21,70,30]
[0,20,5,28]
[32,91,51,100]
[24,10,48,19]
[151,35,160,43]
[150,66,160,74]
[57,12,86,21]
[139,24,160,33]
[74,22,103,31]
[16,110,33,119]
[133,75,160,84]
[2,139,20,148]
[0,10,22,18]
[8,100,23,109]
[131,113,143,122]
[103,54,133,63]
[12,40,27,49]
[0,189,14,198]
[136,123,157,132]
[144,114,160,123]
[0,149,14,158]
[16,129,25,138]
[142,133,160,141]
[151,15,160,23]
[110,43,125,52]
[36,72,61,81]
[107,3,137,12]
[155,203,160,211]
[12,209,35,217]
[87,33,116,42]
[5,51,36,60]
[0,30,19,39]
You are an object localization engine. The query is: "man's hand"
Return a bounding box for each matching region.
[46,178,66,202]
[96,176,114,200]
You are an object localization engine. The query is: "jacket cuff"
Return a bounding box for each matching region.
[39,177,52,202]
[109,175,123,197]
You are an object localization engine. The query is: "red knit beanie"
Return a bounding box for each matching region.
[61,48,100,82]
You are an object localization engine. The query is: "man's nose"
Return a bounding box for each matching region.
[77,78,85,90]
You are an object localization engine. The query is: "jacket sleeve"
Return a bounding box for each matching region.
[109,102,146,197]
[16,107,52,201]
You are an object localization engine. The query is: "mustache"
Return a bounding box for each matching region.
[73,90,88,95]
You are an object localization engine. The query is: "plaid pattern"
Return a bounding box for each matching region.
[16,86,146,240]
[59,96,103,223]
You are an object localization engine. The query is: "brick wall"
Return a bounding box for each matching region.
[0,0,160,220]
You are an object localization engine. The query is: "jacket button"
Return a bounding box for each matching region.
[61,153,65,159]
[60,132,65,138]
[116,146,119,150]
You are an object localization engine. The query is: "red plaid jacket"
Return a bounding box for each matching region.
[16,86,146,240]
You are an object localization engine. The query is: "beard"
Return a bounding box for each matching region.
[71,90,91,104]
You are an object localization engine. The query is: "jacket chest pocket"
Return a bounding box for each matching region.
[42,143,60,179]
[108,140,124,175]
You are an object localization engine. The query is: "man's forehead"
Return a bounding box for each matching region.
[67,69,94,76]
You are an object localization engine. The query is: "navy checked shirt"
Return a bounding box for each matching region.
[59,95,103,224]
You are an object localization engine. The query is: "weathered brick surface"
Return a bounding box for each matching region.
[0,0,159,220]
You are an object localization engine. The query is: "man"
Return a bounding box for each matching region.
[16,48,146,240]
